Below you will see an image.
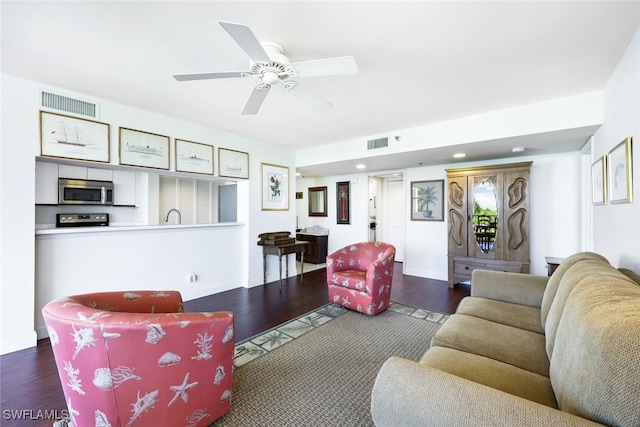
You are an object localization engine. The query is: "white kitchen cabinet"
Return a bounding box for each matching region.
[36,160,136,206]
[58,164,87,179]
[35,161,59,204]
[113,170,136,206]
[88,168,113,181]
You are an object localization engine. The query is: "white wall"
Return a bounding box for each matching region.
[0,74,296,354]
[35,225,244,338]
[296,174,370,254]
[592,28,640,271]
[297,91,603,169]
[296,152,584,280]
[0,76,38,354]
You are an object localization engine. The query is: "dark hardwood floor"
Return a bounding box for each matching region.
[0,263,469,426]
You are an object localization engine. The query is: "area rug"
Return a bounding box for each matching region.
[53,303,447,427]
[209,302,448,426]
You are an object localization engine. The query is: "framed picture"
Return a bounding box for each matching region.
[119,127,169,169]
[591,156,607,205]
[175,139,213,175]
[261,163,289,210]
[608,137,633,204]
[411,180,444,221]
[219,148,249,179]
[336,181,351,224]
[39,111,110,162]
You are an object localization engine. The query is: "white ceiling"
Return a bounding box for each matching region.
[2,1,639,176]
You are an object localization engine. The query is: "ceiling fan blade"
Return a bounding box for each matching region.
[173,71,244,81]
[285,82,333,113]
[219,21,270,64]
[242,84,271,115]
[289,56,358,77]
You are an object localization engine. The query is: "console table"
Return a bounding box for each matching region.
[261,241,309,290]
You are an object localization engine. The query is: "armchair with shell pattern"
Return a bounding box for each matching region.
[326,241,396,316]
[42,290,234,427]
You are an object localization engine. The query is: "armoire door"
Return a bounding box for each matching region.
[467,173,504,260]
[447,175,467,259]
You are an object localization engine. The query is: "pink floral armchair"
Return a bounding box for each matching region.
[326,242,396,315]
[42,291,234,427]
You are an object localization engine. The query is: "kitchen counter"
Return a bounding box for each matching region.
[35,222,245,235]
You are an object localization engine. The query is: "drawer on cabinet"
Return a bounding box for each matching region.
[454,258,523,275]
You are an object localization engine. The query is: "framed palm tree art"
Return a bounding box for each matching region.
[411,180,444,221]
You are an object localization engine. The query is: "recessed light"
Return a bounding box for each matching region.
[512,146,525,153]
[356,164,366,169]
[453,153,466,158]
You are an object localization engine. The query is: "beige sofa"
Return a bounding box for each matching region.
[371,252,640,426]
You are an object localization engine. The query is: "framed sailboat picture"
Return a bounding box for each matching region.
[175,139,214,175]
[218,148,249,179]
[40,111,110,162]
[119,127,170,170]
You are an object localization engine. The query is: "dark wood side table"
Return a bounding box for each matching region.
[295,233,328,264]
[545,257,565,276]
[262,241,309,290]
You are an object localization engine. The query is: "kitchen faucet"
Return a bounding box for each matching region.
[164,208,181,224]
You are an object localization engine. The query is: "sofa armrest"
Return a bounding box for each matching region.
[471,270,549,307]
[371,357,604,427]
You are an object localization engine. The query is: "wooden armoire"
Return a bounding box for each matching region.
[446,162,532,287]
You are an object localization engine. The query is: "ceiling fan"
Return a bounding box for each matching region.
[173,21,358,115]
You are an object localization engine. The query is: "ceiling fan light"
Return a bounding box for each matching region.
[263,71,280,85]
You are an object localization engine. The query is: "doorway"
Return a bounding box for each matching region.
[369,173,405,262]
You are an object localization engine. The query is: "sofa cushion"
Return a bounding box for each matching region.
[540,252,609,326]
[544,258,611,358]
[420,346,558,408]
[470,269,549,307]
[431,314,548,376]
[550,271,640,427]
[456,297,543,334]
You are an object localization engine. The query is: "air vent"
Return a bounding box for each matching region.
[40,90,98,119]
[367,137,389,150]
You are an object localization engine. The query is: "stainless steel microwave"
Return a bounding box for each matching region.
[58,178,114,205]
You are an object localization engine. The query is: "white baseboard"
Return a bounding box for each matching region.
[1,331,38,355]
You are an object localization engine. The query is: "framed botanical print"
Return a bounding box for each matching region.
[261,163,289,210]
[591,155,607,205]
[607,137,633,203]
